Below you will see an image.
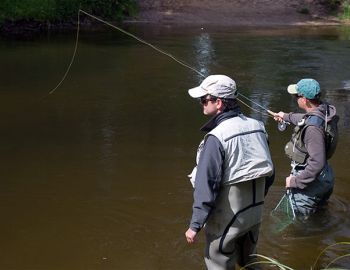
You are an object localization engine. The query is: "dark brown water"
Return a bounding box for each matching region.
[0,25,350,269]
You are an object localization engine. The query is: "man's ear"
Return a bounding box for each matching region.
[304,98,313,108]
[216,98,224,111]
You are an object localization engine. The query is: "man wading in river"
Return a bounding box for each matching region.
[273,78,339,217]
[185,75,273,269]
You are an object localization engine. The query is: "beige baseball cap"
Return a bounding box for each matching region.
[188,75,238,99]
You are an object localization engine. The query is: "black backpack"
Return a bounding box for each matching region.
[307,114,339,160]
[325,114,339,159]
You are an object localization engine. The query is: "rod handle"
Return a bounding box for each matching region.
[267,110,276,116]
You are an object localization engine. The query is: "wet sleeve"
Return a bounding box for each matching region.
[289,126,326,189]
[189,135,224,232]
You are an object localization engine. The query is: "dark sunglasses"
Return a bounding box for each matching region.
[199,97,217,105]
[294,94,303,99]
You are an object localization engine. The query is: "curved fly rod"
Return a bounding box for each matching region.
[48,9,282,121]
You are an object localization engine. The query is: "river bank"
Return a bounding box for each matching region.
[1,0,348,38]
[131,0,344,26]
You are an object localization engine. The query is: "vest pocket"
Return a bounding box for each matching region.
[285,141,307,164]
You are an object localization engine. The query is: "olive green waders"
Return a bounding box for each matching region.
[204,178,265,270]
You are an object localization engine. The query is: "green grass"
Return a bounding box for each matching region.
[240,242,350,270]
[0,0,137,23]
[340,2,350,20]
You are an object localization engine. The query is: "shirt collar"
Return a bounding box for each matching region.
[200,109,241,132]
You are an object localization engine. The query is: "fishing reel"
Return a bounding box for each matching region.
[278,120,290,132]
[267,110,290,132]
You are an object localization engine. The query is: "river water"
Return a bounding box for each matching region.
[0,24,350,269]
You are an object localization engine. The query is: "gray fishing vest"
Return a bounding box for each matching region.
[285,113,339,164]
[207,114,273,185]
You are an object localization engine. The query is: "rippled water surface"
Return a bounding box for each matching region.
[1,25,350,269]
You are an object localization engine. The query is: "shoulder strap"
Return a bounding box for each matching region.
[298,115,324,143]
[305,115,325,128]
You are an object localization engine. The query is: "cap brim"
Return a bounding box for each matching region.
[287,84,298,95]
[188,86,207,98]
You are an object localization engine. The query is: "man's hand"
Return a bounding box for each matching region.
[286,175,293,188]
[185,228,197,244]
[273,111,285,122]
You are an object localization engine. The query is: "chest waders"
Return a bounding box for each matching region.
[204,178,265,269]
[218,179,264,255]
[191,115,273,269]
[284,114,336,216]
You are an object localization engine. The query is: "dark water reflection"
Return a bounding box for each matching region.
[0,25,350,269]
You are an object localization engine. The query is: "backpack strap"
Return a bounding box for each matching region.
[305,115,325,128]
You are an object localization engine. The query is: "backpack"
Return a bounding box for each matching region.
[306,114,339,160]
[324,114,339,159]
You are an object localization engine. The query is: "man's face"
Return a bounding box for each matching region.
[200,95,219,116]
[295,94,307,111]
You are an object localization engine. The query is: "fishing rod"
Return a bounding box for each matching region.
[48,9,288,129]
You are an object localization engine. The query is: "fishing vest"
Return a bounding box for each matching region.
[284,113,339,164]
[207,114,273,185]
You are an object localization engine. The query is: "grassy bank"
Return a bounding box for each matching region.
[323,0,350,19]
[0,0,137,22]
[1,0,350,36]
[0,0,137,34]
[339,0,350,19]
